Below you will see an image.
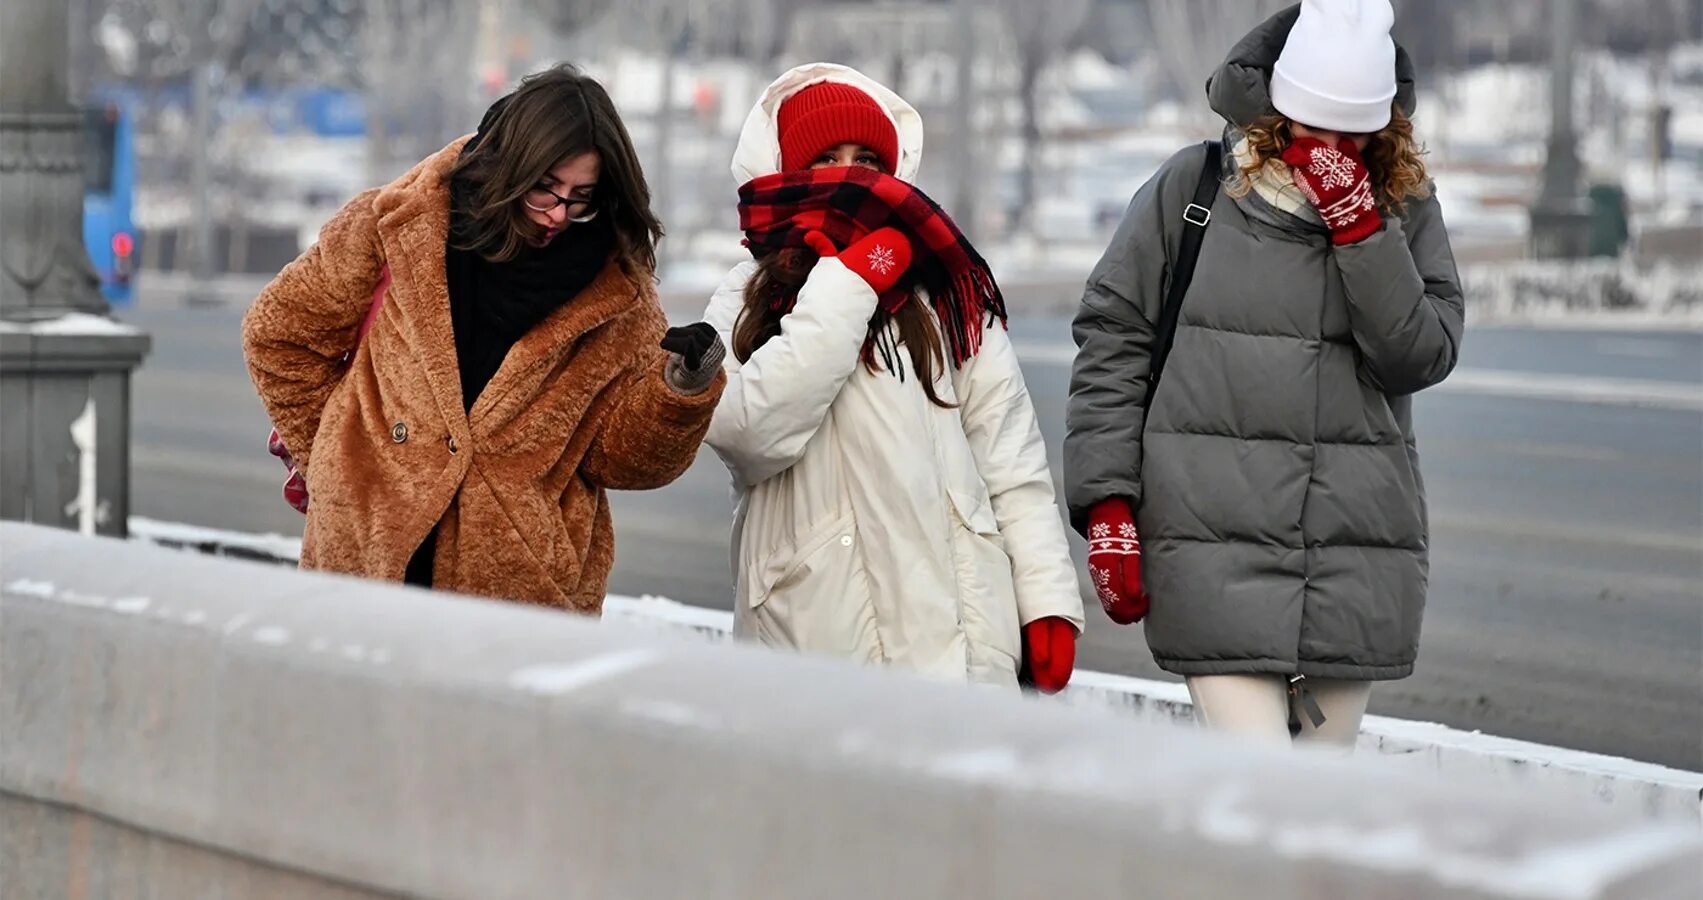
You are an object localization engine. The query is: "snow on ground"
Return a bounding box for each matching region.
[0,313,144,336]
[130,516,302,563]
[1465,258,1703,324]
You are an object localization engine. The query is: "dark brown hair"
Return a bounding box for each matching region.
[447,64,662,275]
[733,249,954,408]
[1229,104,1431,212]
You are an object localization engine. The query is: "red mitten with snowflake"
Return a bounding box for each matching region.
[1088,498,1149,625]
[803,227,912,295]
[1280,137,1382,245]
[1020,617,1077,694]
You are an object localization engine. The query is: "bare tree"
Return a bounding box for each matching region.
[532,0,796,259]
[88,0,267,287]
[1143,0,1289,107]
[526,0,615,34]
[725,0,811,68]
[602,0,726,260]
[82,0,372,282]
[359,0,483,185]
[991,0,1094,236]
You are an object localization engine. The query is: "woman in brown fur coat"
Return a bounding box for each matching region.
[243,65,726,612]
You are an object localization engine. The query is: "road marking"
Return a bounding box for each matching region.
[1593,337,1680,360]
[1470,441,1627,464]
[134,367,271,404]
[1437,554,1703,597]
[132,445,281,485]
[1012,343,1702,411]
[1488,441,1626,464]
[1439,368,1702,411]
[1430,512,1702,555]
[1012,342,1077,366]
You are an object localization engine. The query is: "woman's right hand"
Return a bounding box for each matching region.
[803,227,912,295]
[1280,137,1382,245]
[661,323,727,396]
[1088,497,1149,624]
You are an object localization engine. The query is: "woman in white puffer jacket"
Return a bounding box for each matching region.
[702,63,1084,690]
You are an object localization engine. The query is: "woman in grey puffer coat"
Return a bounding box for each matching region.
[1065,1,1464,748]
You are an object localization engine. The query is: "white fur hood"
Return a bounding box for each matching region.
[729,62,925,185]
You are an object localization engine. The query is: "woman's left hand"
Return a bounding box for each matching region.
[661,323,726,395]
[1020,616,1077,694]
[1281,137,1383,246]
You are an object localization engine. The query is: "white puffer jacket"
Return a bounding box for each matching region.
[705,63,1084,686]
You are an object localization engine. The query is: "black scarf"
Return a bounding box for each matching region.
[445,206,612,410]
[442,108,615,410]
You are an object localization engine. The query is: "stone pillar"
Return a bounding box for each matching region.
[0,0,150,537]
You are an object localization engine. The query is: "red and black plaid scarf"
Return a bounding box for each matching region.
[737,166,1006,369]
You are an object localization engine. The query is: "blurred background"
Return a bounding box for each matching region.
[52,0,1702,769]
[68,0,1703,296]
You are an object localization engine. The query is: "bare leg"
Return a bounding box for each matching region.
[1184,674,1291,747]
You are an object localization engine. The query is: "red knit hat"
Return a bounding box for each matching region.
[776,82,900,173]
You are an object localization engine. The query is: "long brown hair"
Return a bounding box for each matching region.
[733,248,955,408]
[447,64,663,277]
[1229,104,1431,212]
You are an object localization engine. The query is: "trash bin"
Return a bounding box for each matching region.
[1586,182,1631,258]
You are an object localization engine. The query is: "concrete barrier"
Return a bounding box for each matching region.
[603,595,1703,827]
[4,522,1700,899]
[124,517,1703,828]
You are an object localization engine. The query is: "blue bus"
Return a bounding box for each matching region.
[82,99,136,305]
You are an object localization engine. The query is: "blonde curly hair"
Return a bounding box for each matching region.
[1228,104,1431,212]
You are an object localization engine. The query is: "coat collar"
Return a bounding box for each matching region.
[368,138,652,438]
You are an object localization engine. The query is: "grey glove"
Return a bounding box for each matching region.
[661,323,725,395]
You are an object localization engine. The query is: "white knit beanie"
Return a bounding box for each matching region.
[1269,0,1397,133]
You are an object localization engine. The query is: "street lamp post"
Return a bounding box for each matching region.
[1,0,150,537]
[1528,0,1593,259]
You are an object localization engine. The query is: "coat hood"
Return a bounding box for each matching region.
[1205,4,1416,130]
[731,62,925,185]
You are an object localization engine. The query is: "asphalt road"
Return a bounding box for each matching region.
[116,302,1703,771]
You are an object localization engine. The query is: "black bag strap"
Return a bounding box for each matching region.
[1143,140,1222,409]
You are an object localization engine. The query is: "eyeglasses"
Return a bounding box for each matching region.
[523,184,599,222]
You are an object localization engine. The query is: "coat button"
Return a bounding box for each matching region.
[839,535,853,547]
[447,436,459,454]
[391,422,408,443]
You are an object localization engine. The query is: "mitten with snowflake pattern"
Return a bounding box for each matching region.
[803,227,913,295]
[1087,498,1149,625]
[1280,137,1383,245]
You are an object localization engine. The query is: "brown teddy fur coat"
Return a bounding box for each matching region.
[242,138,724,612]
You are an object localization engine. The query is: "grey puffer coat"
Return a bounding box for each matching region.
[1064,7,1465,681]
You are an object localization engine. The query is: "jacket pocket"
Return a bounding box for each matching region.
[746,514,882,662]
[946,494,1022,676]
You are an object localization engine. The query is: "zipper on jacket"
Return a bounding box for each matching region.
[1287,674,1327,736]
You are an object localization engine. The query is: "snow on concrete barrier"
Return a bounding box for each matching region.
[1463,259,1703,328]
[5,522,1699,899]
[604,595,1703,827]
[130,517,1703,828]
